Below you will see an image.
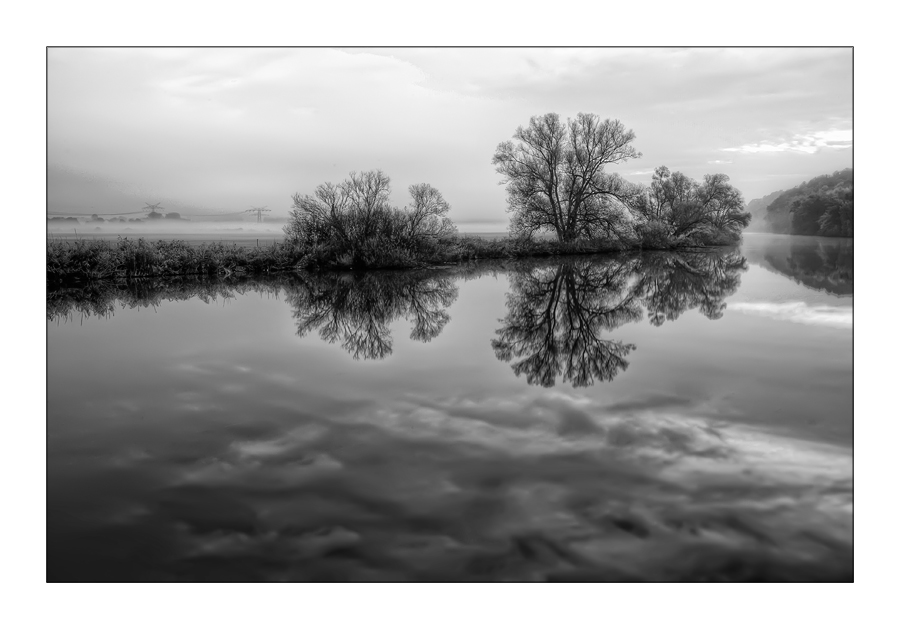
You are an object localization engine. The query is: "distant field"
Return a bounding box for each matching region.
[47,224,512,247]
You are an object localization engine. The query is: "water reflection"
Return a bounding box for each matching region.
[491,258,642,387]
[492,250,747,387]
[284,271,459,360]
[47,242,851,582]
[48,250,748,386]
[636,250,748,325]
[745,235,853,296]
[47,278,280,321]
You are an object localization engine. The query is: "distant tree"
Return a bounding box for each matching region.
[790,186,853,237]
[630,167,750,244]
[764,168,853,234]
[492,113,642,242]
[165,212,182,220]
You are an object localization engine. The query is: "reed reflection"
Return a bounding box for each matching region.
[492,250,747,387]
[284,271,459,360]
[47,278,279,322]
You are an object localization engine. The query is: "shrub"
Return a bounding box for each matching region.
[284,170,457,269]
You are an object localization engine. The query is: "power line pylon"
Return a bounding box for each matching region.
[246,206,270,223]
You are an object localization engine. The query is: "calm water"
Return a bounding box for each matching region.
[47,233,853,581]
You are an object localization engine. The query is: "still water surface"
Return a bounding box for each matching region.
[47,233,852,581]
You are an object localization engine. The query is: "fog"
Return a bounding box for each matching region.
[46,216,508,242]
[48,48,852,227]
[47,217,289,242]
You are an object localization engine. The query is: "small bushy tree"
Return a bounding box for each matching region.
[285,170,456,268]
[630,167,750,245]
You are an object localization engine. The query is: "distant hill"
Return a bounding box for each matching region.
[764,169,853,236]
[745,189,784,232]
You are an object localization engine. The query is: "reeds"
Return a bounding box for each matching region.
[47,237,307,285]
[47,231,741,285]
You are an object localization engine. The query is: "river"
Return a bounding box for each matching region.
[47,233,853,581]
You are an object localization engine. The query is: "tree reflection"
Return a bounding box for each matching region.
[491,258,643,387]
[285,271,459,360]
[741,236,853,296]
[492,251,747,387]
[770,239,853,296]
[635,251,748,325]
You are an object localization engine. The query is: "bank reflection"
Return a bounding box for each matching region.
[745,235,853,296]
[47,278,280,322]
[284,271,459,360]
[493,250,748,387]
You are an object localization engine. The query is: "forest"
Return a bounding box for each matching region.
[754,168,853,237]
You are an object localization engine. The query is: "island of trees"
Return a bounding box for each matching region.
[50,111,760,282]
[279,112,750,269]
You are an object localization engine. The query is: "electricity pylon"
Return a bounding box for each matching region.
[246,206,270,223]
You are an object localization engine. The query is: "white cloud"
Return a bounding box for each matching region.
[723,129,852,155]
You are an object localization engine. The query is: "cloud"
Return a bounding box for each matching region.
[722,129,852,155]
[47,48,853,220]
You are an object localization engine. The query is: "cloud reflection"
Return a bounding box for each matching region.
[49,369,851,581]
[730,301,852,328]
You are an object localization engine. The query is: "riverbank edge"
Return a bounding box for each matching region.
[47,234,740,286]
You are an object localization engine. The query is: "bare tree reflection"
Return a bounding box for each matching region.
[492,258,643,387]
[492,250,747,387]
[285,271,459,360]
[635,250,748,325]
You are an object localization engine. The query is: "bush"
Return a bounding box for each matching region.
[636,220,675,250]
[285,170,457,269]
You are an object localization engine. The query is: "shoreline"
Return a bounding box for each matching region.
[46,234,741,286]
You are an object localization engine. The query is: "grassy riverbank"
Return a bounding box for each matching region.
[47,233,737,285]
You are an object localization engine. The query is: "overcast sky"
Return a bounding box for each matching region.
[48,47,852,230]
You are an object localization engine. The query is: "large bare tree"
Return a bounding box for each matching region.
[492,113,642,242]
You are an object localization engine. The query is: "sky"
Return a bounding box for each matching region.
[48,47,852,231]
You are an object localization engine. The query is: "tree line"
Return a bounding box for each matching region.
[760,169,853,237]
